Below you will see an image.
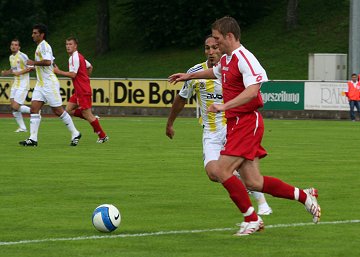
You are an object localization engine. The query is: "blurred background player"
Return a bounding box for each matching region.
[166,35,272,215]
[54,37,108,143]
[1,39,32,132]
[344,73,360,121]
[19,23,81,147]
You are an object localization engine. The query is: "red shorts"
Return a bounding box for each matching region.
[221,111,267,160]
[68,94,92,110]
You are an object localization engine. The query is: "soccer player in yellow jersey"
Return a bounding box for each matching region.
[1,39,32,132]
[19,23,81,147]
[166,35,272,215]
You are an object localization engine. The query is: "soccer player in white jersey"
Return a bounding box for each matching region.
[19,23,81,147]
[166,35,272,215]
[1,39,32,132]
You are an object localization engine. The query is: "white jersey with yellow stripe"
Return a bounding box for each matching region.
[34,40,59,87]
[9,51,30,90]
[179,61,226,132]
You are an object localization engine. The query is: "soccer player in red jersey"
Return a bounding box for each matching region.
[54,37,108,143]
[166,35,272,216]
[169,16,321,236]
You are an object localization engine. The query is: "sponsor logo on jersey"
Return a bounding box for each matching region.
[199,81,206,90]
[206,93,223,99]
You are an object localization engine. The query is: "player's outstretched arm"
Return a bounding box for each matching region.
[12,67,34,76]
[53,64,76,78]
[169,69,216,84]
[1,69,12,76]
[27,59,51,66]
[168,73,189,84]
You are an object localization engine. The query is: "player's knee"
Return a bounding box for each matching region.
[30,107,40,114]
[11,102,20,111]
[243,179,262,191]
[53,108,64,117]
[206,172,219,182]
[205,161,220,182]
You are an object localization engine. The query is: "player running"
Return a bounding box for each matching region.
[54,37,108,143]
[169,16,321,236]
[166,35,272,216]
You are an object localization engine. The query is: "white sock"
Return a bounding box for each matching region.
[13,111,26,130]
[60,111,79,139]
[258,202,270,210]
[252,191,267,205]
[243,206,255,217]
[19,105,31,113]
[29,113,41,142]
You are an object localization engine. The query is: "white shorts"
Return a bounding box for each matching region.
[202,126,227,167]
[32,81,63,107]
[10,87,29,105]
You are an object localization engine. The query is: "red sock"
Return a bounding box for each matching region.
[74,109,85,119]
[222,175,258,222]
[262,176,306,202]
[90,119,106,138]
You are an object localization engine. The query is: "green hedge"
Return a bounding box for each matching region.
[123,0,272,50]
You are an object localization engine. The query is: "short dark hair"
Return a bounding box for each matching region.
[33,23,48,39]
[351,73,357,77]
[205,34,214,42]
[66,36,79,45]
[212,16,241,41]
[11,38,20,46]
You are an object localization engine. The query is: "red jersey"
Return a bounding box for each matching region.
[68,51,92,96]
[213,45,268,118]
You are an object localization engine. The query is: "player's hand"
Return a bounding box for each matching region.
[166,125,175,139]
[53,64,60,74]
[208,103,224,113]
[27,59,35,66]
[168,73,189,84]
[26,66,34,72]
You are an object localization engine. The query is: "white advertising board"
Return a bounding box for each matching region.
[304,82,348,110]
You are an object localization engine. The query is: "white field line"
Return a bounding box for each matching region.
[0,219,359,246]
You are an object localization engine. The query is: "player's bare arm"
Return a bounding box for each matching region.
[12,67,33,76]
[27,59,51,66]
[1,69,12,76]
[168,73,190,84]
[87,65,93,76]
[169,69,216,84]
[166,95,187,139]
[208,83,261,113]
[85,60,93,76]
[53,64,76,78]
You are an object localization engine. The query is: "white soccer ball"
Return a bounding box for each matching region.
[92,204,121,232]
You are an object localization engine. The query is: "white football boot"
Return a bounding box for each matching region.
[304,188,321,223]
[234,216,264,236]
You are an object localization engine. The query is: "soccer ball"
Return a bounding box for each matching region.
[92,204,121,232]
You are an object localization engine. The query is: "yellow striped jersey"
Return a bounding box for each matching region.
[34,40,58,87]
[9,51,30,89]
[179,61,226,132]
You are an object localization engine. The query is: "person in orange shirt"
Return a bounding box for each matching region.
[345,73,360,121]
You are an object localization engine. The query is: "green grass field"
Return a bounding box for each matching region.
[0,116,359,257]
